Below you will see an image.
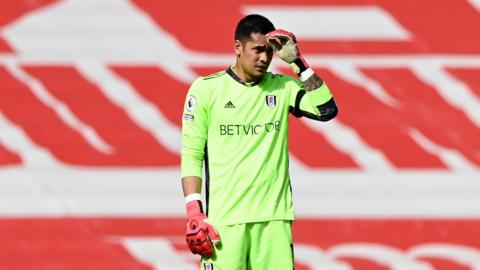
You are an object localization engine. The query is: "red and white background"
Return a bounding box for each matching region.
[1,0,480,269]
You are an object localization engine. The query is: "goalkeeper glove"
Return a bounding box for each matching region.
[266,29,313,81]
[186,199,220,258]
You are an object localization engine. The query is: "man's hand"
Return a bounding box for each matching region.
[266,29,310,77]
[186,200,221,258]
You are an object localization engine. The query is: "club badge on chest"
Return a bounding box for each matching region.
[266,95,276,109]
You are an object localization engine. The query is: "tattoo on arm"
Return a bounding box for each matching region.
[303,73,324,91]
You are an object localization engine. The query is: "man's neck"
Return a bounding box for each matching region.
[232,64,261,84]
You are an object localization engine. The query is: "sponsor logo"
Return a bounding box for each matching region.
[220,121,280,135]
[186,95,196,112]
[224,100,236,109]
[266,95,276,109]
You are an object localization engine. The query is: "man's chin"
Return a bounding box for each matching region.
[251,74,265,82]
[253,68,267,78]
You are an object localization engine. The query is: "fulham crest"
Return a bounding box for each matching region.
[266,95,276,109]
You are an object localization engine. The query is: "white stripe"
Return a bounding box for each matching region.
[468,0,480,11]
[409,244,480,268]
[295,244,352,270]
[302,54,480,68]
[0,168,479,216]
[4,55,480,67]
[76,62,181,154]
[2,0,195,67]
[291,170,480,217]
[328,62,400,107]
[328,243,434,270]
[410,62,480,127]
[408,128,477,171]
[3,62,114,155]
[242,6,410,40]
[302,119,395,171]
[0,114,67,215]
[0,112,57,168]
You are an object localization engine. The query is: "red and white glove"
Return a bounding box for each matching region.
[266,29,313,81]
[185,197,220,258]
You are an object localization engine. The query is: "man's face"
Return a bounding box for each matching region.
[235,32,273,82]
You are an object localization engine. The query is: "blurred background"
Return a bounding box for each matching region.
[0,0,480,269]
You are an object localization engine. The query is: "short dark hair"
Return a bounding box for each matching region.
[234,14,275,42]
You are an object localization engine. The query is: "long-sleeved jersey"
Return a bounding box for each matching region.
[181,67,336,226]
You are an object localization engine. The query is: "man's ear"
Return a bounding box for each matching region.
[234,40,243,56]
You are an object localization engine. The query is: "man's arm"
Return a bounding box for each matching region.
[301,73,338,121]
[181,79,220,258]
[266,29,338,121]
[303,73,323,91]
[182,176,202,196]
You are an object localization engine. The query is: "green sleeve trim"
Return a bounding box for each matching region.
[181,157,203,178]
[306,82,333,105]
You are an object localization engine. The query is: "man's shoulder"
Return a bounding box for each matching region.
[190,70,227,90]
[201,70,228,81]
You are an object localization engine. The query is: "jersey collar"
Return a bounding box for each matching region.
[226,66,266,87]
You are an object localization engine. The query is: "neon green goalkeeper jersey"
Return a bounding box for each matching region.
[181,67,334,226]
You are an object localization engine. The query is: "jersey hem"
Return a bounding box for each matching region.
[213,215,296,227]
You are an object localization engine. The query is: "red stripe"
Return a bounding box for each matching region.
[23,65,179,166]
[446,68,480,98]
[192,67,227,77]
[295,263,312,270]
[0,218,478,270]
[0,1,59,26]
[130,0,243,53]
[0,0,59,53]
[294,219,480,249]
[0,38,13,53]
[299,40,428,55]
[0,240,137,262]
[376,0,480,55]
[0,65,178,166]
[289,115,359,168]
[132,0,480,54]
[0,143,22,165]
[111,66,189,127]
[316,68,447,168]
[361,67,480,167]
[82,217,184,236]
[0,263,152,270]
[0,66,106,166]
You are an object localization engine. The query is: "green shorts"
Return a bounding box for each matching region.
[201,220,294,270]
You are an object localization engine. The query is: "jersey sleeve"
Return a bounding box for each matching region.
[181,78,210,178]
[287,77,338,121]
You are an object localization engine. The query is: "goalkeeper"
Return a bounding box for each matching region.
[181,14,338,269]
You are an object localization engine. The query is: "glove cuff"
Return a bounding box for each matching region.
[185,193,202,203]
[291,55,310,76]
[186,200,204,217]
[300,68,315,82]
